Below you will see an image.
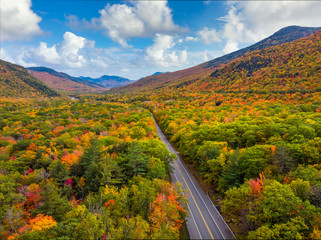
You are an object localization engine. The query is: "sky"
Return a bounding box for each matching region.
[1,0,321,80]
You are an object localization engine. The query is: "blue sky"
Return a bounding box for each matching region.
[1,0,321,80]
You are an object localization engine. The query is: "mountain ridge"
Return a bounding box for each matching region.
[27,67,105,88]
[112,25,321,93]
[0,60,60,98]
[79,75,133,88]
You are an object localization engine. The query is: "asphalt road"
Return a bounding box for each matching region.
[153,115,235,239]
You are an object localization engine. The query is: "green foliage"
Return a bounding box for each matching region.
[0,98,186,239]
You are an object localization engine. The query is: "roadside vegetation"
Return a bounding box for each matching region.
[0,98,187,239]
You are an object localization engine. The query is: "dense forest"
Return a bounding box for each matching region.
[0,98,186,239]
[106,31,321,239]
[133,31,321,239]
[146,91,321,238]
[1,29,321,239]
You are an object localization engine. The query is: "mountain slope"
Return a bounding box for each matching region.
[188,30,321,93]
[79,75,133,88]
[0,60,60,98]
[28,67,107,93]
[113,26,321,93]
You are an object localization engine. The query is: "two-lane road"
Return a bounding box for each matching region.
[153,115,235,239]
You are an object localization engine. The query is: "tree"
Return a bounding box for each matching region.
[36,182,72,222]
[221,183,251,234]
[248,217,308,240]
[109,216,149,239]
[84,162,104,193]
[290,178,311,201]
[48,160,68,187]
[220,150,242,191]
[124,144,149,178]
[247,180,316,228]
[80,138,105,171]
[272,145,294,174]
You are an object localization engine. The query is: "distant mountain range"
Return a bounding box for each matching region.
[1,25,320,98]
[113,26,321,93]
[78,75,133,88]
[27,67,134,93]
[27,67,107,93]
[0,60,60,98]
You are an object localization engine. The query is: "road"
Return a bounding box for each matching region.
[153,115,235,239]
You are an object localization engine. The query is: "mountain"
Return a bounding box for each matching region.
[152,72,169,76]
[79,75,133,88]
[0,60,59,98]
[188,29,321,93]
[113,26,321,93]
[28,67,107,93]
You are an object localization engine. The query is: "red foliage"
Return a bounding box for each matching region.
[248,173,265,197]
[24,184,43,212]
[64,178,73,187]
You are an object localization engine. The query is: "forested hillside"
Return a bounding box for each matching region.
[28,67,107,93]
[0,98,186,239]
[189,30,321,93]
[130,31,321,239]
[114,26,321,94]
[0,60,59,98]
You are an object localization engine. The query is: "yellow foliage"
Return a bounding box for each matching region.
[29,214,57,232]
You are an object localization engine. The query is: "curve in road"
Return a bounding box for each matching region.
[153,115,235,239]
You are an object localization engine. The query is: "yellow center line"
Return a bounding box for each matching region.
[175,162,214,240]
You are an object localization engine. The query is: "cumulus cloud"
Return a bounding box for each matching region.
[28,32,91,68]
[97,1,182,47]
[60,32,88,67]
[146,34,188,68]
[0,48,16,63]
[2,31,149,79]
[0,0,42,41]
[185,36,198,42]
[223,41,239,54]
[219,1,321,53]
[34,42,60,64]
[197,27,221,45]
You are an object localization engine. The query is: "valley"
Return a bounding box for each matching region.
[1,25,321,239]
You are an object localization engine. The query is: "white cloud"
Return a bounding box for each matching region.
[146,34,188,68]
[2,32,148,79]
[97,1,182,46]
[223,41,239,54]
[0,48,16,63]
[60,32,88,67]
[28,32,92,68]
[219,1,321,52]
[25,32,90,68]
[185,36,198,42]
[34,42,60,64]
[197,27,221,45]
[0,0,42,41]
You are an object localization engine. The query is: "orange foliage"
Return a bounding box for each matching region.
[29,214,57,232]
[248,173,265,197]
[18,214,57,234]
[61,150,82,168]
[149,187,185,233]
[271,145,276,155]
[104,199,115,208]
[27,143,37,152]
